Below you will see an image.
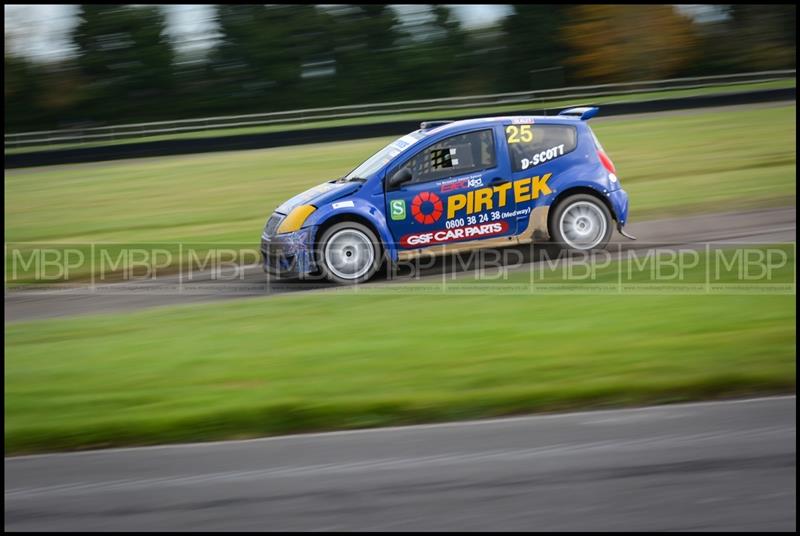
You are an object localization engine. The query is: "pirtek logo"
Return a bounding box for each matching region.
[411,191,443,224]
[446,173,552,219]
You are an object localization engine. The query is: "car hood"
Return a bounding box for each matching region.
[275,180,361,215]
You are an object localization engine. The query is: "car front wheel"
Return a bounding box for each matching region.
[549,193,614,251]
[317,222,382,284]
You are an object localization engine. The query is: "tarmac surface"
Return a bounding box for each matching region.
[4,396,796,531]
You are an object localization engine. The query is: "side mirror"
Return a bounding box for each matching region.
[388,167,413,189]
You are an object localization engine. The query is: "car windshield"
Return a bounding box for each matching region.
[342,131,426,182]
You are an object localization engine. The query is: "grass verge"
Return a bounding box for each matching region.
[4,245,795,454]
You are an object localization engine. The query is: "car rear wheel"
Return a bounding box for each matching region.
[549,194,613,251]
[317,222,382,284]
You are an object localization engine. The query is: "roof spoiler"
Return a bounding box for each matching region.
[420,120,453,130]
[558,106,599,121]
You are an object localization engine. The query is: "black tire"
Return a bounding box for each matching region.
[548,193,614,251]
[316,221,383,284]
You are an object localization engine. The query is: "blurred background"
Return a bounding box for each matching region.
[4,4,796,131]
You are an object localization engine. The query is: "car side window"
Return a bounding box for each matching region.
[395,129,496,185]
[505,124,577,172]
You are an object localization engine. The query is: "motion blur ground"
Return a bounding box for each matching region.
[4,397,795,531]
[4,3,797,532]
[6,103,795,285]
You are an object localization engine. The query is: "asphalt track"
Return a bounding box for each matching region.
[4,396,796,531]
[5,205,796,323]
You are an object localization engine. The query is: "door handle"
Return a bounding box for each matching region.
[490,177,510,186]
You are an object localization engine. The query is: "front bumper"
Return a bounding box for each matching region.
[260,226,317,278]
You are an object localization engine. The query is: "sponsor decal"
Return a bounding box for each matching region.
[398,134,421,148]
[512,117,535,124]
[390,199,406,220]
[439,173,484,193]
[411,191,443,224]
[332,200,355,209]
[446,173,553,219]
[401,221,509,248]
[521,144,565,170]
[391,134,423,153]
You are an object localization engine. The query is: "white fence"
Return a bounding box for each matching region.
[5,69,795,149]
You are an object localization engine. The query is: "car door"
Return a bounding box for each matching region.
[385,127,517,251]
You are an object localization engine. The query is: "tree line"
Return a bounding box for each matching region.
[4,4,796,131]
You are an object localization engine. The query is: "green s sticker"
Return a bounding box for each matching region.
[390,199,406,220]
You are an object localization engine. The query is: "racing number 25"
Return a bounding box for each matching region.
[506,125,533,144]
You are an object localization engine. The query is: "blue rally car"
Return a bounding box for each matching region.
[261,107,633,284]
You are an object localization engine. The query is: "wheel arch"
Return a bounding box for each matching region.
[546,186,617,242]
[313,212,388,260]
[550,186,617,223]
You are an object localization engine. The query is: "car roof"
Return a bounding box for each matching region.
[419,115,584,137]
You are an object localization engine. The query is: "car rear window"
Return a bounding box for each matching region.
[505,124,577,172]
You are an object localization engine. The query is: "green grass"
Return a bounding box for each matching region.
[6,104,796,284]
[4,245,795,454]
[5,79,795,155]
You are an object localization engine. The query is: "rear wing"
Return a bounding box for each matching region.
[558,106,599,121]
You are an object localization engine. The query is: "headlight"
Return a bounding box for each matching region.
[277,205,316,234]
[263,213,285,237]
